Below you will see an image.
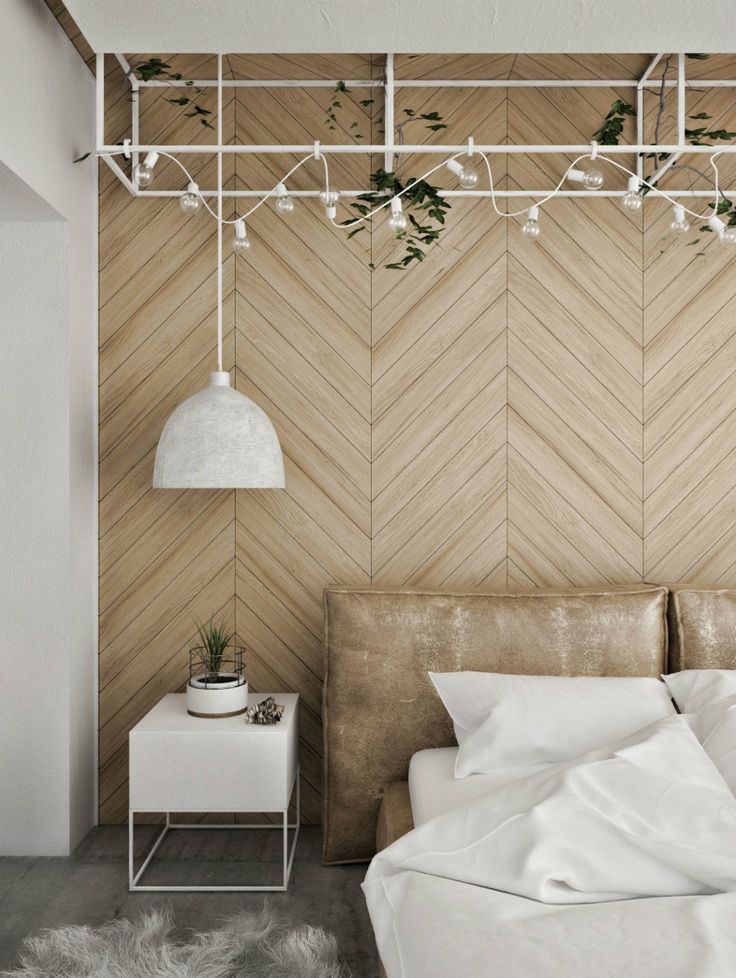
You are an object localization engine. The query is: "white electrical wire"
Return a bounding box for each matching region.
[100,147,329,224]
[479,151,595,218]
[586,151,724,221]
[477,149,724,223]
[99,142,728,237]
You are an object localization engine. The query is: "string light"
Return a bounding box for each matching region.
[179,181,202,214]
[320,189,340,219]
[521,205,540,239]
[710,215,736,244]
[670,204,690,234]
[233,218,251,253]
[133,151,159,187]
[388,197,408,233]
[622,175,643,211]
[566,166,605,190]
[104,140,732,259]
[275,182,294,215]
[446,157,479,189]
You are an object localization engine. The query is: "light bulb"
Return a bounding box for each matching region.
[459,166,479,189]
[388,196,408,234]
[277,195,295,215]
[133,163,153,187]
[670,205,690,234]
[446,157,479,189]
[521,205,540,239]
[582,167,605,190]
[319,189,340,208]
[179,181,202,214]
[708,214,732,242]
[275,182,294,215]
[320,188,340,220]
[233,218,251,253]
[567,166,605,191]
[133,151,158,188]
[622,175,642,211]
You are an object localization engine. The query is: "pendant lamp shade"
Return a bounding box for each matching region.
[153,371,285,489]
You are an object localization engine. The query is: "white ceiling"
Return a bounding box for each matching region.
[65,0,736,55]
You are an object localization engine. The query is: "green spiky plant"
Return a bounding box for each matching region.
[193,616,235,680]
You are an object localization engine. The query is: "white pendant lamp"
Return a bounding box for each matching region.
[153,70,284,490]
[152,370,284,488]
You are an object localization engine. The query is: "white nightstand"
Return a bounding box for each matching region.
[128,692,299,892]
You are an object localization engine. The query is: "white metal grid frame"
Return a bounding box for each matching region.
[128,765,300,892]
[97,51,736,202]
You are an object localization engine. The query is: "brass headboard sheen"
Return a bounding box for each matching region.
[322,584,669,864]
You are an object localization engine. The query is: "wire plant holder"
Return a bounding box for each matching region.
[187,645,249,718]
[189,645,247,687]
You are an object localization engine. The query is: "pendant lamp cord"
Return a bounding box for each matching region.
[217,52,223,373]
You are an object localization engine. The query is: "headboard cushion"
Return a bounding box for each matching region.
[667,585,736,671]
[322,584,668,864]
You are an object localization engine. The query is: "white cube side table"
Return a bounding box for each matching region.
[128,692,299,892]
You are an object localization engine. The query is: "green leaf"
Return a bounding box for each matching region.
[592,99,636,145]
[167,96,191,106]
[690,112,712,120]
[335,80,348,92]
[360,99,374,107]
[73,151,91,163]
[686,53,709,60]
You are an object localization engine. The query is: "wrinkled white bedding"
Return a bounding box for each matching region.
[408,747,549,825]
[363,715,736,977]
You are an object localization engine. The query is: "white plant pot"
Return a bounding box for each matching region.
[186,672,248,718]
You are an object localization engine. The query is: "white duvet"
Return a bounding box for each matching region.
[363,715,736,977]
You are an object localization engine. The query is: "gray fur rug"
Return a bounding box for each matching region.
[0,906,347,978]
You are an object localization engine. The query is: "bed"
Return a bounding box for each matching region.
[323,583,736,977]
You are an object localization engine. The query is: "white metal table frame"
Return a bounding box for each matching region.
[128,765,300,892]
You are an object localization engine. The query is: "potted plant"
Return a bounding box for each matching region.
[186,616,248,718]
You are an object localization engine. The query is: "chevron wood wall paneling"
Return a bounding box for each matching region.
[99,53,736,823]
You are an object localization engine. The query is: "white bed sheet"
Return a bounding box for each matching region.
[366,716,736,978]
[408,747,548,825]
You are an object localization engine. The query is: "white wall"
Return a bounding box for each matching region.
[0,0,97,856]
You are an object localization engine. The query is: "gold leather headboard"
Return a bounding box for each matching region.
[666,585,736,671]
[322,584,668,864]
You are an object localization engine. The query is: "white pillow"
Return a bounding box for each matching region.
[429,671,676,778]
[663,670,736,796]
[662,669,736,713]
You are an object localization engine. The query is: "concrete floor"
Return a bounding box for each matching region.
[0,825,378,976]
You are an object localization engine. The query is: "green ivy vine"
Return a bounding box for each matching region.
[323,78,452,269]
[592,55,736,248]
[135,58,214,129]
